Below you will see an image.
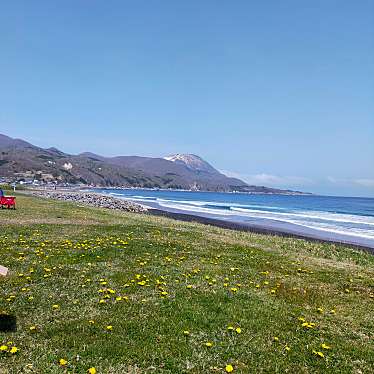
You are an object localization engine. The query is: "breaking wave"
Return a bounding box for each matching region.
[99,189,374,242]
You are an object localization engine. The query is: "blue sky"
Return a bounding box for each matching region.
[1,1,373,197]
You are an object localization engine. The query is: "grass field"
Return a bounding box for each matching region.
[0,194,373,373]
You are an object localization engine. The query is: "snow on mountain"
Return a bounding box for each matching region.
[164,154,218,174]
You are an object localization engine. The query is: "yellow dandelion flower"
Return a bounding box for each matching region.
[9,346,18,354]
[183,330,190,336]
[235,327,242,334]
[88,368,97,374]
[0,345,8,352]
[106,325,113,331]
[313,350,325,358]
[321,343,331,350]
[59,358,68,366]
[205,342,213,347]
[225,364,234,372]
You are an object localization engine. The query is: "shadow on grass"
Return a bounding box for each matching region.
[0,314,17,332]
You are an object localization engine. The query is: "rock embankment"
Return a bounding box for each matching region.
[28,190,147,213]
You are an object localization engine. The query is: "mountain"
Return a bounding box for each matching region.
[164,154,219,174]
[0,134,36,149]
[0,134,302,193]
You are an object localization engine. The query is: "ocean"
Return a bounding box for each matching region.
[94,189,374,249]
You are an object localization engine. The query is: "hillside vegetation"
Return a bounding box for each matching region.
[0,134,297,193]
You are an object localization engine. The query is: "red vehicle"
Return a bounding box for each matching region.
[0,196,16,209]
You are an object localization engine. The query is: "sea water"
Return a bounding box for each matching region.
[94,189,374,248]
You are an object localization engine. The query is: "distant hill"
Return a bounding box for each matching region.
[0,134,303,193]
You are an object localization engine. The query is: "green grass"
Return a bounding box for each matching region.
[0,184,26,192]
[0,194,373,373]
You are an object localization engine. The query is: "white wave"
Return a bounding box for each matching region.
[130,195,155,199]
[230,208,374,239]
[156,198,236,207]
[156,198,208,206]
[110,193,374,227]
[225,203,287,210]
[101,191,374,240]
[109,192,289,211]
[157,201,374,240]
[155,198,288,211]
[291,221,374,240]
[231,207,374,226]
[157,201,234,216]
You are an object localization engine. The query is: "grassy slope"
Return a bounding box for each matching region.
[0,194,373,373]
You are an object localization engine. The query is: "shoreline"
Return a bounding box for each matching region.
[23,189,148,213]
[85,186,312,196]
[147,208,374,254]
[24,188,374,253]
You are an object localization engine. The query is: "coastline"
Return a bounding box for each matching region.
[92,188,374,252]
[83,186,312,196]
[3,188,374,373]
[147,208,374,254]
[22,189,148,213]
[24,188,374,253]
